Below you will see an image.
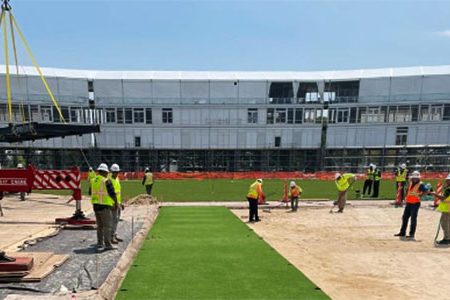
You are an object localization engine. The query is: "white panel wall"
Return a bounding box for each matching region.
[390,76,422,95]
[422,75,450,94]
[123,80,151,98]
[153,80,180,98]
[94,79,123,105]
[180,81,209,98]
[238,81,267,98]
[27,76,58,96]
[210,81,238,98]
[358,78,390,103]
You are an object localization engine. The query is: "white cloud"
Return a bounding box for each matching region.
[437,30,450,38]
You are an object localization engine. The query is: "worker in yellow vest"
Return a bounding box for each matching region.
[90,163,117,251]
[246,179,263,222]
[289,181,303,212]
[394,171,427,240]
[142,168,154,196]
[334,173,356,213]
[432,174,450,245]
[363,164,375,196]
[394,163,408,207]
[110,163,123,244]
[371,165,381,198]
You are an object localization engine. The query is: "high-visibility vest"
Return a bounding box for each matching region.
[335,174,354,192]
[110,177,122,204]
[405,181,423,204]
[88,170,96,181]
[91,175,114,206]
[367,169,374,180]
[247,181,260,199]
[289,185,302,198]
[437,187,450,213]
[396,169,407,182]
[144,172,153,185]
[373,169,381,181]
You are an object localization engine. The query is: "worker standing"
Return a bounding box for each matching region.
[394,171,427,239]
[90,163,117,251]
[334,173,356,213]
[289,181,303,212]
[431,174,450,245]
[371,165,381,198]
[110,164,123,244]
[142,168,153,196]
[394,163,408,207]
[363,164,375,196]
[246,179,263,222]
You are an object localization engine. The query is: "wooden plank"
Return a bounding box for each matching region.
[22,254,69,282]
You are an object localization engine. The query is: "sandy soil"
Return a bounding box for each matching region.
[231,203,449,300]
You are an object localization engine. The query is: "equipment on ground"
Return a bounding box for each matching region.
[0,164,94,225]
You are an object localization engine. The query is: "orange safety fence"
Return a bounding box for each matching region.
[80,171,450,181]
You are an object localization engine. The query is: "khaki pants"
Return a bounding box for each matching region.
[111,206,121,238]
[337,190,348,211]
[94,208,113,248]
[441,213,450,240]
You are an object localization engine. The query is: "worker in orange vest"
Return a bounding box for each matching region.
[394,171,428,239]
[289,181,303,212]
[246,179,263,222]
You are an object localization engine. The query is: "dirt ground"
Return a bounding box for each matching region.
[231,202,449,300]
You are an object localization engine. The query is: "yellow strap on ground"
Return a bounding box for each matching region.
[2,10,12,123]
[10,13,66,123]
[9,12,25,122]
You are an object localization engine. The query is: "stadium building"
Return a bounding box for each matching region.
[0,65,449,172]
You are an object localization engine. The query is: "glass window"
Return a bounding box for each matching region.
[349,107,357,123]
[117,108,124,124]
[266,108,274,124]
[287,108,294,124]
[357,107,366,123]
[162,108,173,124]
[30,105,39,122]
[305,92,320,103]
[337,108,349,123]
[420,105,429,121]
[247,108,258,124]
[106,108,116,123]
[134,108,144,123]
[444,104,450,121]
[275,136,281,147]
[430,105,443,121]
[146,108,152,124]
[125,108,133,124]
[395,127,408,145]
[395,106,411,122]
[275,108,286,123]
[294,108,302,124]
[135,136,141,147]
[411,105,419,122]
[304,108,315,123]
[41,106,52,122]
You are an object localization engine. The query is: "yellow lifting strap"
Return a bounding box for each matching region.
[1,10,12,123]
[10,12,66,123]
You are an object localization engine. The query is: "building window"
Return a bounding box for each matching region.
[294,108,303,124]
[30,105,39,122]
[105,108,116,123]
[396,127,408,145]
[125,108,133,124]
[267,108,274,124]
[275,136,281,147]
[349,107,357,123]
[146,108,152,124]
[41,106,52,122]
[117,108,124,124]
[134,108,144,123]
[304,108,315,123]
[275,108,286,123]
[337,108,349,123]
[247,108,258,124]
[135,136,141,147]
[430,105,443,121]
[287,108,294,124]
[162,108,173,124]
[395,106,411,122]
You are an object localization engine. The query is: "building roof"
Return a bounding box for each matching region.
[0,65,449,81]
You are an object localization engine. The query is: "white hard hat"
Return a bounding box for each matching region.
[335,173,341,180]
[410,171,421,179]
[290,181,296,187]
[369,164,374,168]
[97,163,109,172]
[89,167,93,171]
[400,163,406,169]
[110,164,120,172]
[446,173,450,180]
[17,163,23,168]
[372,164,377,169]
[257,178,263,183]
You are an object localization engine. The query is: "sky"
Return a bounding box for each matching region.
[6,0,450,71]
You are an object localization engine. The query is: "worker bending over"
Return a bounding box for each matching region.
[334,173,356,213]
[289,181,303,212]
[432,174,450,245]
[90,163,117,251]
[110,163,123,244]
[142,168,154,196]
[394,171,427,240]
[247,179,263,222]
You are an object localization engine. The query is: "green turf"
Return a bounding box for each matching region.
[41,178,440,202]
[116,207,329,300]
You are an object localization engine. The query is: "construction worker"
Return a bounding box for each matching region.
[88,167,96,181]
[90,163,117,251]
[334,173,356,213]
[142,168,153,196]
[17,163,26,201]
[110,163,123,244]
[431,174,450,245]
[289,181,303,212]
[247,179,263,222]
[371,165,381,198]
[394,163,408,207]
[394,171,427,239]
[363,164,375,196]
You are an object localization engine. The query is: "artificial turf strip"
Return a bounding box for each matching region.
[116,207,329,300]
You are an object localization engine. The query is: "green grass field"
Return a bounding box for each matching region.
[116,207,329,300]
[41,178,439,202]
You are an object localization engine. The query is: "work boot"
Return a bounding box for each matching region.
[111,238,119,244]
[406,235,415,239]
[337,209,343,213]
[437,239,450,245]
[103,246,117,251]
[255,218,261,222]
[114,235,123,242]
[394,233,405,237]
